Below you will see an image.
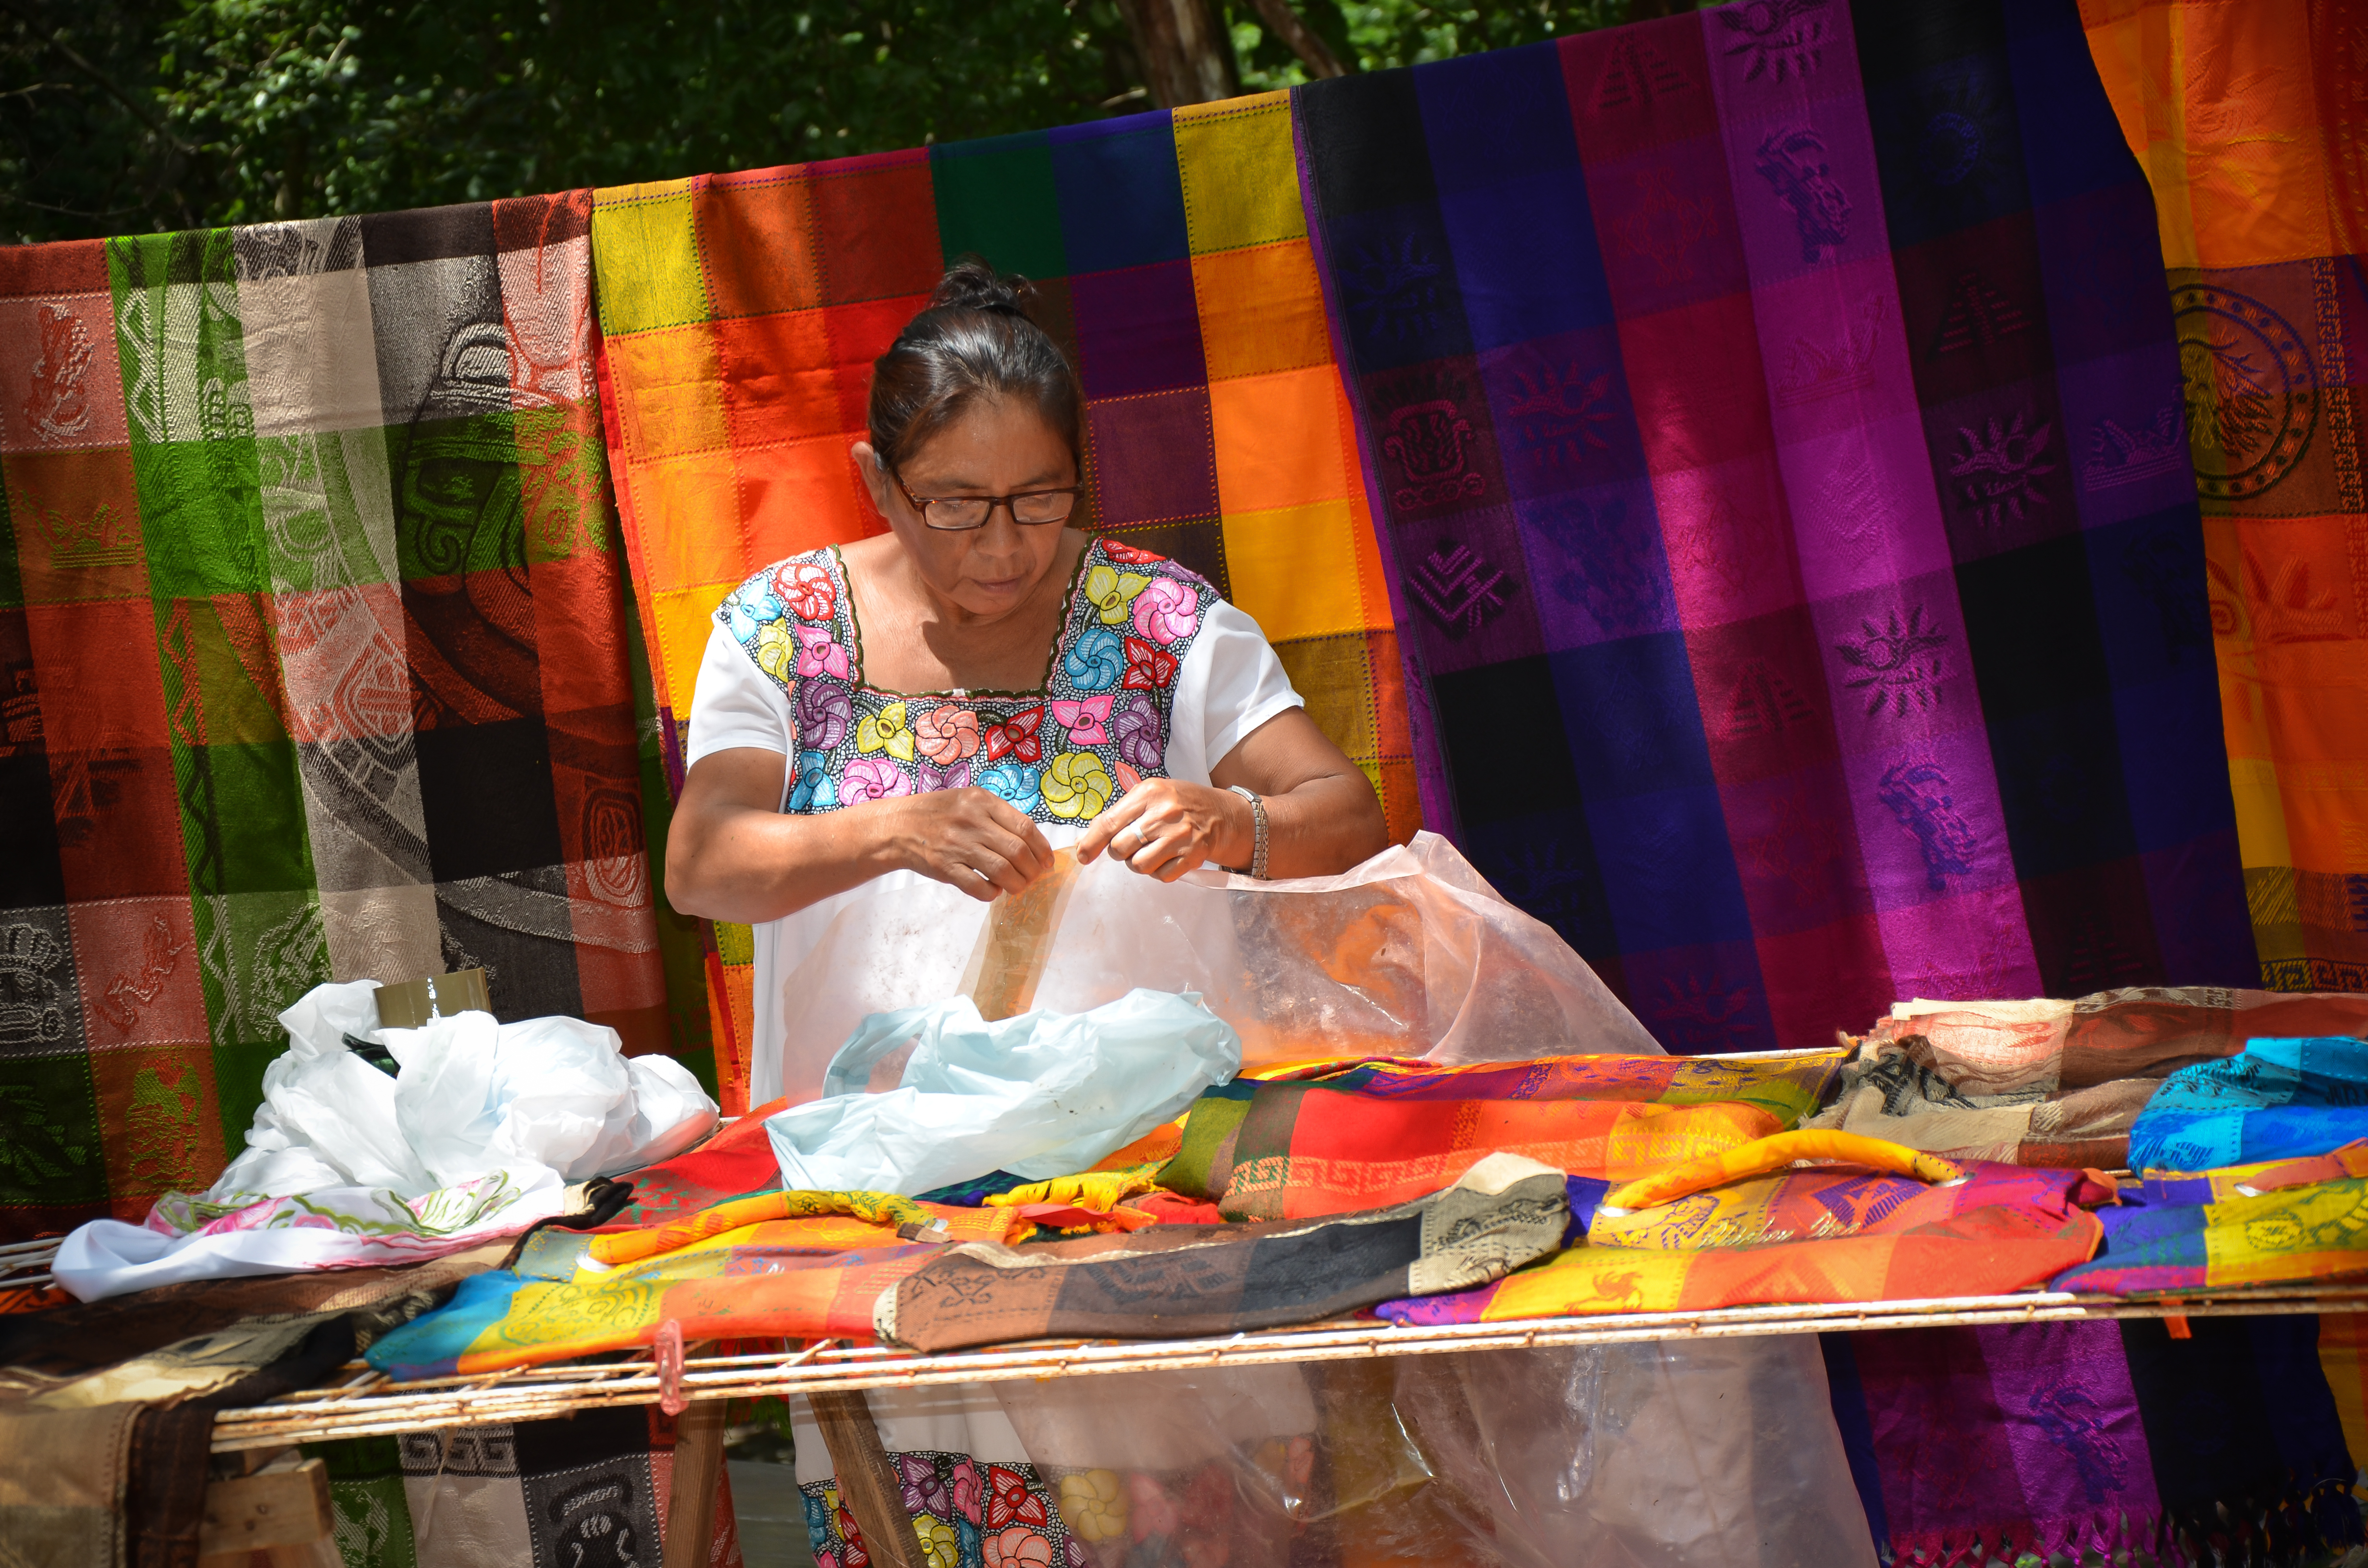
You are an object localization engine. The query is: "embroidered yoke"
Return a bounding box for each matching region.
[715,538,1208,825]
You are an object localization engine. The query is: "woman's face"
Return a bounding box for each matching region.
[860,397,1077,623]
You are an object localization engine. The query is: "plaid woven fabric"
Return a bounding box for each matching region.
[587,93,1417,1110]
[0,197,670,1241]
[1295,0,2258,1055]
[2081,1,2368,990]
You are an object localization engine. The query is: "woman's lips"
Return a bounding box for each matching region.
[972,573,1027,594]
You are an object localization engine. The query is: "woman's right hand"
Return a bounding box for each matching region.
[884,787,1056,902]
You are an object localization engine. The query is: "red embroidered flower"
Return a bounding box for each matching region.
[985,705,1046,764]
[774,560,838,621]
[1100,540,1166,566]
[987,1465,1049,1529]
[1121,637,1177,691]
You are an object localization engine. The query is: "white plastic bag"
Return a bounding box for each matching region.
[765,989,1241,1195]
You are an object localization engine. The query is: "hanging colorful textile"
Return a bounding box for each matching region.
[0,199,669,1242]
[1376,1161,2101,1323]
[588,94,1415,1107]
[1294,0,2255,1055]
[1823,1315,2361,1566]
[2080,0,2368,990]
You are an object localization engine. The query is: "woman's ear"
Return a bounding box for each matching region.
[851,441,891,519]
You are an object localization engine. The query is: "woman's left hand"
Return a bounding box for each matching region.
[1075,778,1249,882]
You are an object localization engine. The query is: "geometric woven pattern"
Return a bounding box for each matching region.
[1298,0,2259,1052]
[0,195,668,1239]
[590,94,1414,1109]
[2082,0,2368,991]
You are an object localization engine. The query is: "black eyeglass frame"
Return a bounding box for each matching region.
[890,469,1083,533]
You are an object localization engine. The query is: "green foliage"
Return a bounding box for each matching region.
[2,0,1644,243]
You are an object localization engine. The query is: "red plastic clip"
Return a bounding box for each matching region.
[654,1318,688,1416]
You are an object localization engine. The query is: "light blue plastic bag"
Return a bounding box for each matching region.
[764,988,1241,1196]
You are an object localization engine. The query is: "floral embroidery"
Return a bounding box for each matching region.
[1122,636,1177,690]
[916,1516,960,1568]
[1050,695,1110,745]
[796,624,851,680]
[776,558,837,620]
[900,1454,953,1520]
[985,706,1046,764]
[858,700,916,761]
[918,704,982,764]
[950,1459,986,1526]
[977,762,1041,815]
[1058,1471,1128,1544]
[807,1455,1073,1568]
[1084,563,1152,625]
[790,750,838,812]
[715,539,1209,829]
[1064,626,1126,693]
[984,1527,1053,1568]
[1042,752,1114,820]
[1131,576,1199,642]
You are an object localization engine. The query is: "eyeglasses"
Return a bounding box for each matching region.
[892,471,1081,532]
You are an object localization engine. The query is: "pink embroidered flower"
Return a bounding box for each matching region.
[1050,694,1111,745]
[950,1459,985,1526]
[916,758,972,793]
[839,756,911,805]
[917,704,982,763]
[796,680,852,752]
[1111,692,1162,772]
[1125,1473,1181,1543]
[983,1527,1053,1568]
[1131,576,1199,642]
[774,559,838,621]
[794,624,851,680]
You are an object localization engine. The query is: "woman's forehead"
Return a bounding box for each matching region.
[901,399,1076,479]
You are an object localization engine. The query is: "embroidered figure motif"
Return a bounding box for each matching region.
[1754,127,1851,263]
[1877,760,1978,891]
[0,921,70,1049]
[1526,492,1668,637]
[1948,409,2056,529]
[1837,606,1949,717]
[2174,283,2318,499]
[1725,660,1816,737]
[122,1063,200,1189]
[23,303,96,442]
[2026,1384,2133,1506]
[1409,544,1511,633]
[1343,235,1445,343]
[1717,0,1828,82]
[26,496,140,571]
[1501,361,1617,466]
[1612,166,1719,286]
[1595,32,1692,110]
[1382,395,1487,511]
[96,915,189,1031]
[1919,111,1985,186]
[1930,270,2030,355]
[1655,972,1758,1052]
[2084,406,2189,490]
[1774,299,1883,405]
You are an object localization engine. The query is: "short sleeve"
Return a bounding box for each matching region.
[685,624,795,771]
[1163,599,1304,785]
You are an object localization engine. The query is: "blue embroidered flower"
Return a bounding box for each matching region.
[725,584,784,642]
[977,762,1041,816]
[1063,625,1126,693]
[801,1490,834,1559]
[788,749,838,812]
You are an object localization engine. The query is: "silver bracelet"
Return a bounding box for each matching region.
[1227,785,1269,880]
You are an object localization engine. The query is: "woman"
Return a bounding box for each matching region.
[666,258,1389,1564]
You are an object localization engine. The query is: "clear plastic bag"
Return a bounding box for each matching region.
[765,989,1241,1195]
[762,833,1661,1104]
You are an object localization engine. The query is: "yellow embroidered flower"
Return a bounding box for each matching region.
[856,700,916,762]
[753,619,797,683]
[1084,564,1151,626]
[1039,751,1113,820]
[1057,1470,1128,1544]
[915,1516,961,1568]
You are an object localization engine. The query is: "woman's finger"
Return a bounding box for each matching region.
[967,849,1029,899]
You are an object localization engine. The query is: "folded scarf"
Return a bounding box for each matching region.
[2053,1144,2368,1296]
[2128,1037,2368,1174]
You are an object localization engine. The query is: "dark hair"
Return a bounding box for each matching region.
[866,257,1083,476]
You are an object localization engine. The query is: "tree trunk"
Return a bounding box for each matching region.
[1245,0,1346,78]
[1116,0,1239,108]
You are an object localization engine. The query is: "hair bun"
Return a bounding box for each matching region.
[930,255,1033,318]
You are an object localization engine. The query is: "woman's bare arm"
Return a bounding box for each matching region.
[666,748,1055,924]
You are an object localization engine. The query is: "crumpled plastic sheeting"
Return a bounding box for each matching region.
[765,832,1662,1105]
[983,1339,1873,1568]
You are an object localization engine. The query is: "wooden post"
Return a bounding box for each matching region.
[196,1454,335,1567]
[663,1399,729,1568]
[807,1389,925,1568]
[1115,0,1238,107]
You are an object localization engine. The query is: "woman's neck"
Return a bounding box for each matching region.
[839,530,1088,696]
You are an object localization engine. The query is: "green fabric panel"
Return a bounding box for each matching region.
[931,131,1069,281]
[0,1054,106,1205]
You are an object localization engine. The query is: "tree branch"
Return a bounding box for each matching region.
[1245,0,1345,79]
[0,0,195,152]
